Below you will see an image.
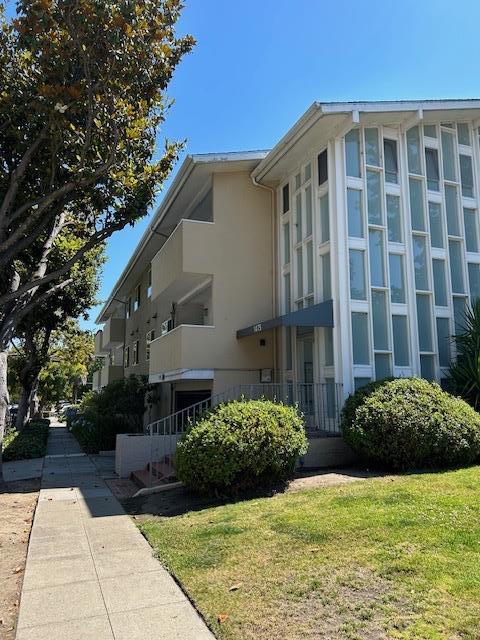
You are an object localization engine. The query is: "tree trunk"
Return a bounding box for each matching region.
[16,371,40,429]
[30,380,40,419]
[0,350,9,485]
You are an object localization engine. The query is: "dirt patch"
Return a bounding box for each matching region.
[0,479,39,640]
[122,469,388,520]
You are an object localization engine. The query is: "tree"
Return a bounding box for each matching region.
[13,237,104,427]
[447,300,480,410]
[38,321,96,408]
[0,0,194,480]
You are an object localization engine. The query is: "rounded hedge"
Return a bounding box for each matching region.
[176,399,308,495]
[342,377,480,470]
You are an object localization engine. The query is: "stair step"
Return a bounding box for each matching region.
[149,461,175,480]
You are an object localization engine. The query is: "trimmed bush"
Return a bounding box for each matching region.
[176,399,308,496]
[3,420,50,461]
[70,375,151,453]
[342,377,480,470]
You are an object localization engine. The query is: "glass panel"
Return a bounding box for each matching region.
[366,170,382,224]
[457,123,470,146]
[389,254,405,303]
[375,353,391,380]
[407,126,422,174]
[420,354,435,381]
[306,243,313,294]
[424,124,437,138]
[416,294,433,351]
[349,249,366,300]
[441,129,456,181]
[413,235,429,290]
[432,259,448,306]
[354,377,371,391]
[283,222,290,264]
[352,313,370,364]
[284,272,291,312]
[392,315,410,366]
[365,128,380,166]
[295,173,301,190]
[295,193,302,242]
[304,163,311,182]
[305,185,313,236]
[372,290,389,350]
[318,150,328,185]
[324,328,334,366]
[428,202,444,248]
[409,178,425,231]
[453,296,466,335]
[445,185,459,236]
[369,229,385,287]
[282,184,289,213]
[449,240,464,293]
[322,253,331,300]
[436,317,451,368]
[386,194,402,243]
[425,148,440,191]
[468,262,480,303]
[345,129,361,177]
[460,154,474,198]
[320,193,329,243]
[347,188,363,238]
[296,248,303,298]
[384,139,398,183]
[464,208,478,252]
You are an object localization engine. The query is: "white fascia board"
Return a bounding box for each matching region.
[252,98,480,185]
[149,368,215,384]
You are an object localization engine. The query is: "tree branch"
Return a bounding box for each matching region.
[0,125,49,230]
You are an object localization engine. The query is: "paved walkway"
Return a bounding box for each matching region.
[16,423,214,640]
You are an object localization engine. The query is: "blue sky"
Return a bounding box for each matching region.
[6,0,480,329]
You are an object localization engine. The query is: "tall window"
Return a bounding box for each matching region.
[282,184,290,213]
[124,346,130,368]
[146,330,155,361]
[147,270,152,298]
[383,139,398,183]
[134,284,141,312]
[318,149,328,185]
[126,297,132,320]
[133,340,139,366]
[425,148,440,191]
[345,129,361,177]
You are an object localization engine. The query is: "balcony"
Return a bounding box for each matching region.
[151,219,215,301]
[149,324,216,382]
[94,330,106,355]
[93,364,124,390]
[102,317,125,349]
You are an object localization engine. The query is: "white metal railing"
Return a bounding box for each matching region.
[144,382,344,486]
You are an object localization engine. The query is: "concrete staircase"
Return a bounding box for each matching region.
[131,455,177,489]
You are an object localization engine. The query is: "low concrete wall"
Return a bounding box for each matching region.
[299,436,356,470]
[115,433,180,478]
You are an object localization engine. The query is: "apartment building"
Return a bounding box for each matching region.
[94,151,274,423]
[96,99,480,431]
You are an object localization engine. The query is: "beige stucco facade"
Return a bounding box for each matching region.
[94,152,275,422]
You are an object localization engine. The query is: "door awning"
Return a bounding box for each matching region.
[236,300,333,339]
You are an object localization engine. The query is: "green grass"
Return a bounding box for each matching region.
[138,467,480,640]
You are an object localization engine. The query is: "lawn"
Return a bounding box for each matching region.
[138,466,480,640]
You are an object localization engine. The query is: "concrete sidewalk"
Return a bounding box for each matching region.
[16,423,214,640]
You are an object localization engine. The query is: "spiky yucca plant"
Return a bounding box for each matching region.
[448,299,480,410]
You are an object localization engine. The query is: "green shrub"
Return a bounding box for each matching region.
[176,399,308,496]
[71,375,151,453]
[342,377,480,470]
[3,420,50,461]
